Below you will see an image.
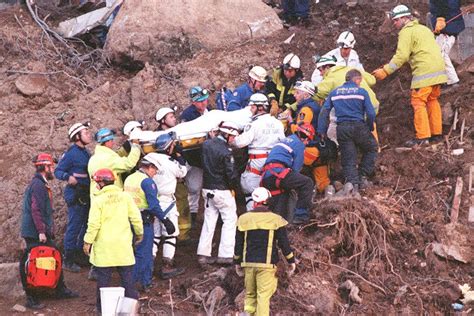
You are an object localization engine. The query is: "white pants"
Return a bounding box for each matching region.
[185,166,203,214]
[436,34,459,85]
[153,204,179,260]
[197,189,237,258]
[240,171,262,211]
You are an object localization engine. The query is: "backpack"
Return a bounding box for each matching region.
[315,138,338,164]
[25,245,62,289]
[215,87,234,111]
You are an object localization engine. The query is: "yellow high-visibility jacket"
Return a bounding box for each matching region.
[383,19,447,89]
[84,185,143,267]
[88,144,140,195]
[313,66,380,114]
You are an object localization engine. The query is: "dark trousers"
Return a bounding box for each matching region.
[282,0,310,18]
[132,223,154,287]
[96,265,138,311]
[337,121,378,185]
[261,170,313,218]
[64,203,89,258]
[19,238,67,298]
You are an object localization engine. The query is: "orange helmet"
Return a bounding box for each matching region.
[295,123,315,140]
[33,153,56,166]
[92,168,115,183]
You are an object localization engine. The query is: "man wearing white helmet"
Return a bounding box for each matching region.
[267,53,303,114]
[197,122,240,266]
[311,31,364,85]
[373,4,447,147]
[231,93,285,211]
[155,107,177,131]
[55,122,92,272]
[226,66,267,111]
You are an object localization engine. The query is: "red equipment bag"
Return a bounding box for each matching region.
[25,245,62,289]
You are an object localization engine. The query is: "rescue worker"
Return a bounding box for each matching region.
[54,122,92,272]
[83,168,143,313]
[124,154,176,291]
[151,134,187,279]
[20,153,78,310]
[373,4,447,147]
[234,187,296,316]
[311,31,365,85]
[261,123,314,224]
[180,86,209,226]
[313,54,380,144]
[197,122,240,266]
[231,93,285,210]
[430,0,465,87]
[318,69,377,191]
[290,81,331,193]
[281,0,310,26]
[155,107,192,243]
[266,53,303,115]
[226,66,268,111]
[155,107,178,131]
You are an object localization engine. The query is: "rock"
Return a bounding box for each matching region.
[15,75,48,97]
[0,263,24,299]
[234,289,245,311]
[105,0,282,66]
[12,304,26,312]
[206,286,226,315]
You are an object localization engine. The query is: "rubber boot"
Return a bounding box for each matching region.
[159,258,185,280]
[26,295,45,310]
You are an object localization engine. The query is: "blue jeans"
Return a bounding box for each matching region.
[64,203,89,253]
[282,0,310,19]
[96,265,138,311]
[132,223,154,287]
[336,121,378,185]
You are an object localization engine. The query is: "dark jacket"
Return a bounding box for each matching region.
[430,0,465,36]
[201,136,239,190]
[21,174,54,239]
[234,209,295,268]
[266,67,303,110]
[180,104,204,122]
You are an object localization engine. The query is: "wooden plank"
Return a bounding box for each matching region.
[450,176,463,223]
[469,196,474,223]
[469,165,473,193]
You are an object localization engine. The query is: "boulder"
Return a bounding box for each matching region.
[15,75,48,97]
[0,263,24,299]
[105,0,282,66]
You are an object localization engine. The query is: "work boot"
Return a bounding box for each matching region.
[159,258,185,280]
[405,138,429,147]
[197,255,216,267]
[324,185,336,198]
[57,287,79,299]
[292,208,309,225]
[429,135,443,143]
[136,283,153,293]
[63,260,81,273]
[216,257,233,266]
[25,295,45,310]
[88,266,98,281]
[359,176,372,190]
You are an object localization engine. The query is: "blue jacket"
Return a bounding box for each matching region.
[430,0,465,36]
[180,104,203,122]
[227,83,255,111]
[21,174,54,239]
[263,134,305,177]
[141,177,166,221]
[296,98,321,131]
[317,81,376,135]
[55,144,91,205]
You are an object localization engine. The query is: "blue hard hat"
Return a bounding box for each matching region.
[189,86,209,102]
[155,132,176,152]
[95,128,115,143]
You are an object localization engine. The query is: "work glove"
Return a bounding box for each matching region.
[39,233,47,243]
[269,98,279,117]
[135,235,143,245]
[287,263,296,277]
[372,67,388,81]
[162,217,176,235]
[83,242,92,256]
[434,17,446,34]
[235,265,244,277]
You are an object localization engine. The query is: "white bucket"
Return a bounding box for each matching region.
[116,296,139,315]
[100,287,125,316]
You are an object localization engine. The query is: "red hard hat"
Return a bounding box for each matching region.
[296,123,315,140]
[92,168,115,183]
[33,153,56,166]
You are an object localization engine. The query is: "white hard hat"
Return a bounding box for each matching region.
[390,4,411,20]
[252,187,271,203]
[142,153,162,169]
[123,120,144,136]
[283,53,301,69]
[155,107,175,122]
[248,66,267,82]
[337,31,356,48]
[248,93,269,110]
[316,54,337,69]
[294,81,316,96]
[219,121,240,136]
[68,122,90,140]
